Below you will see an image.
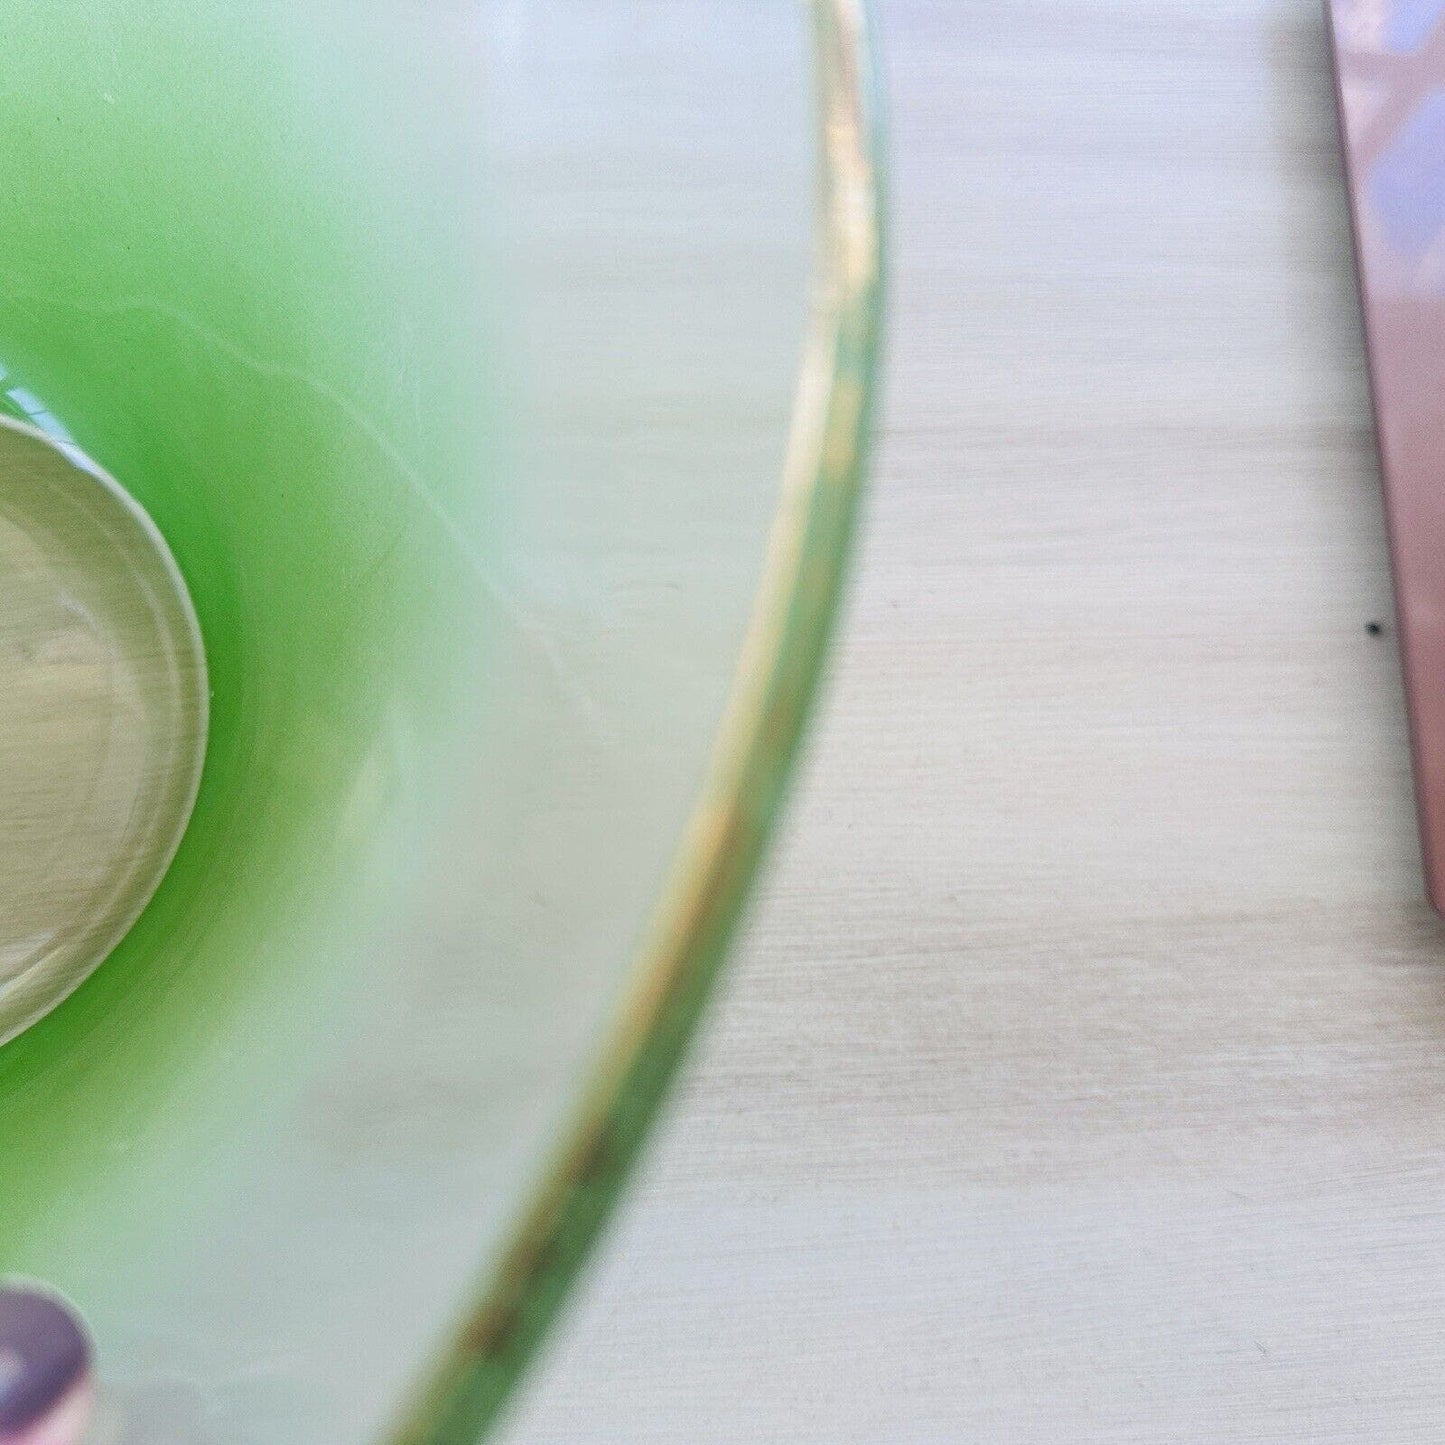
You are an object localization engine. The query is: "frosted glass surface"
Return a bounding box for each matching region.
[0,3,812,1440]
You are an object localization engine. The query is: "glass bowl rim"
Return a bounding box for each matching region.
[385,3,886,1438]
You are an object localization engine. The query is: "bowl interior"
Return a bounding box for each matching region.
[0,3,813,1441]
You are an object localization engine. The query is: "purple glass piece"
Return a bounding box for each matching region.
[1392,0,1445,52]
[1369,89,1445,257]
[1330,1,1445,912]
[0,1290,90,1441]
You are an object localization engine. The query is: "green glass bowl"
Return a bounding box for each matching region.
[0,2,882,1440]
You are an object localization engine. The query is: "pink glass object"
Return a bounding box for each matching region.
[0,1291,91,1445]
[1329,0,1445,912]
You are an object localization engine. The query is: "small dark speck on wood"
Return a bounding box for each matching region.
[1366,621,1385,637]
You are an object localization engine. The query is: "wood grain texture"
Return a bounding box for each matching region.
[499,2,1445,1439]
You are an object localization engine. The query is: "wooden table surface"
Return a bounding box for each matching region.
[500,2,1445,1439]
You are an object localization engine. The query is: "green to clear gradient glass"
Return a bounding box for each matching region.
[0,3,881,1441]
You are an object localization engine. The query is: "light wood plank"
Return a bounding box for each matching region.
[502,3,1445,1440]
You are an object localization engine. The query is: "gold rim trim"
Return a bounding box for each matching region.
[386,2,883,1438]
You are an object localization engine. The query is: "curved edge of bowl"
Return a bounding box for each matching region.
[385,3,886,1438]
